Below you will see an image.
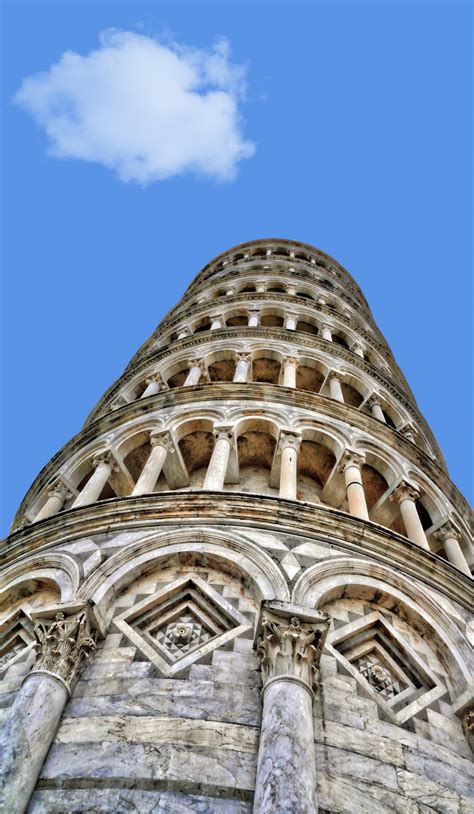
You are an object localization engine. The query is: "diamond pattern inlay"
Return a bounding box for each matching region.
[115,575,251,676]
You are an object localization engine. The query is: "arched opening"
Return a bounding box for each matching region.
[208,358,236,382]
[240,284,256,293]
[362,464,389,513]
[296,320,319,336]
[167,368,188,388]
[296,291,315,301]
[383,409,396,428]
[261,314,284,328]
[226,315,248,327]
[296,365,324,394]
[267,285,286,294]
[178,429,214,489]
[341,382,364,408]
[194,320,212,334]
[297,441,336,504]
[234,431,277,496]
[332,333,349,349]
[252,357,281,384]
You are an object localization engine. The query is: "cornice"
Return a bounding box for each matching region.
[12,384,468,533]
[2,492,471,611]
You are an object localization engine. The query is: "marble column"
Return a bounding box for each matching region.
[286,284,297,296]
[339,450,369,520]
[351,341,365,358]
[256,281,266,293]
[233,353,251,383]
[248,309,260,327]
[282,357,298,388]
[132,432,173,496]
[367,394,386,422]
[140,374,164,399]
[284,312,298,331]
[0,607,97,814]
[184,360,205,386]
[278,431,301,500]
[434,522,471,576]
[72,452,116,508]
[320,323,332,341]
[177,325,192,339]
[226,287,235,296]
[391,482,430,550]
[328,371,344,403]
[253,601,330,814]
[400,425,417,444]
[203,426,234,490]
[34,481,68,522]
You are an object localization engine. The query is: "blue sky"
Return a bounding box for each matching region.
[1,0,472,535]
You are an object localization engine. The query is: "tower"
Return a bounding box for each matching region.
[1,238,472,813]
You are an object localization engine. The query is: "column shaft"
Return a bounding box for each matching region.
[321,325,332,341]
[203,435,232,490]
[34,487,65,522]
[233,358,249,382]
[344,464,369,520]
[399,498,429,550]
[283,360,297,388]
[132,443,168,495]
[329,376,344,402]
[254,679,317,813]
[73,460,112,508]
[140,379,160,398]
[443,536,471,576]
[248,311,260,327]
[184,365,202,386]
[0,674,67,814]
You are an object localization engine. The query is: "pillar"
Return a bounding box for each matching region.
[132,432,173,496]
[253,601,330,814]
[226,287,235,296]
[400,424,417,443]
[177,325,192,339]
[203,425,234,490]
[233,353,251,383]
[0,607,97,814]
[284,312,297,331]
[286,284,297,296]
[391,482,430,550]
[434,523,471,576]
[140,374,163,399]
[72,452,116,508]
[184,360,205,386]
[328,371,344,403]
[339,450,369,520]
[282,357,298,388]
[34,481,68,522]
[367,394,386,422]
[256,281,266,293]
[321,323,332,341]
[351,341,365,358]
[248,309,260,327]
[210,314,225,330]
[278,432,301,500]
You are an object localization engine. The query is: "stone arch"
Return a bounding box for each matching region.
[291,558,472,691]
[80,529,289,620]
[296,354,329,394]
[251,348,283,384]
[174,418,215,489]
[233,416,279,496]
[0,554,80,612]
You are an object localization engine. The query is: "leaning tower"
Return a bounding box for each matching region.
[1,239,472,813]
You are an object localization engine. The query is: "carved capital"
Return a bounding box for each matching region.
[338,449,366,473]
[351,342,365,354]
[329,370,345,382]
[150,431,174,453]
[31,607,97,694]
[321,322,333,332]
[391,480,420,504]
[47,481,68,501]
[278,431,302,454]
[92,451,117,472]
[255,602,330,690]
[283,356,299,369]
[400,424,418,442]
[213,424,235,444]
[367,394,383,409]
[434,521,462,543]
[188,358,206,371]
[235,352,252,363]
[145,373,162,385]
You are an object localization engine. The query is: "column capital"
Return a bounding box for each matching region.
[92,451,118,472]
[30,605,97,695]
[150,430,174,453]
[145,373,163,385]
[351,341,365,354]
[320,322,333,332]
[367,393,383,409]
[277,430,302,454]
[338,449,366,472]
[283,356,299,369]
[235,351,252,363]
[391,480,420,504]
[434,520,462,543]
[254,601,330,691]
[46,480,69,501]
[328,369,345,382]
[400,424,418,442]
[213,424,235,444]
[187,358,206,371]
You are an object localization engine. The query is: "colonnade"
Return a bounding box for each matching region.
[32,427,471,576]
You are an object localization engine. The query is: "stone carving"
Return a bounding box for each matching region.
[32,610,97,692]
[256,610,328,687]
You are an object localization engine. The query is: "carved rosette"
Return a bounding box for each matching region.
[31,609,97,694]
[255,605,330,690]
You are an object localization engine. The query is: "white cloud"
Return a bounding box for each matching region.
[14,30,255,184]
